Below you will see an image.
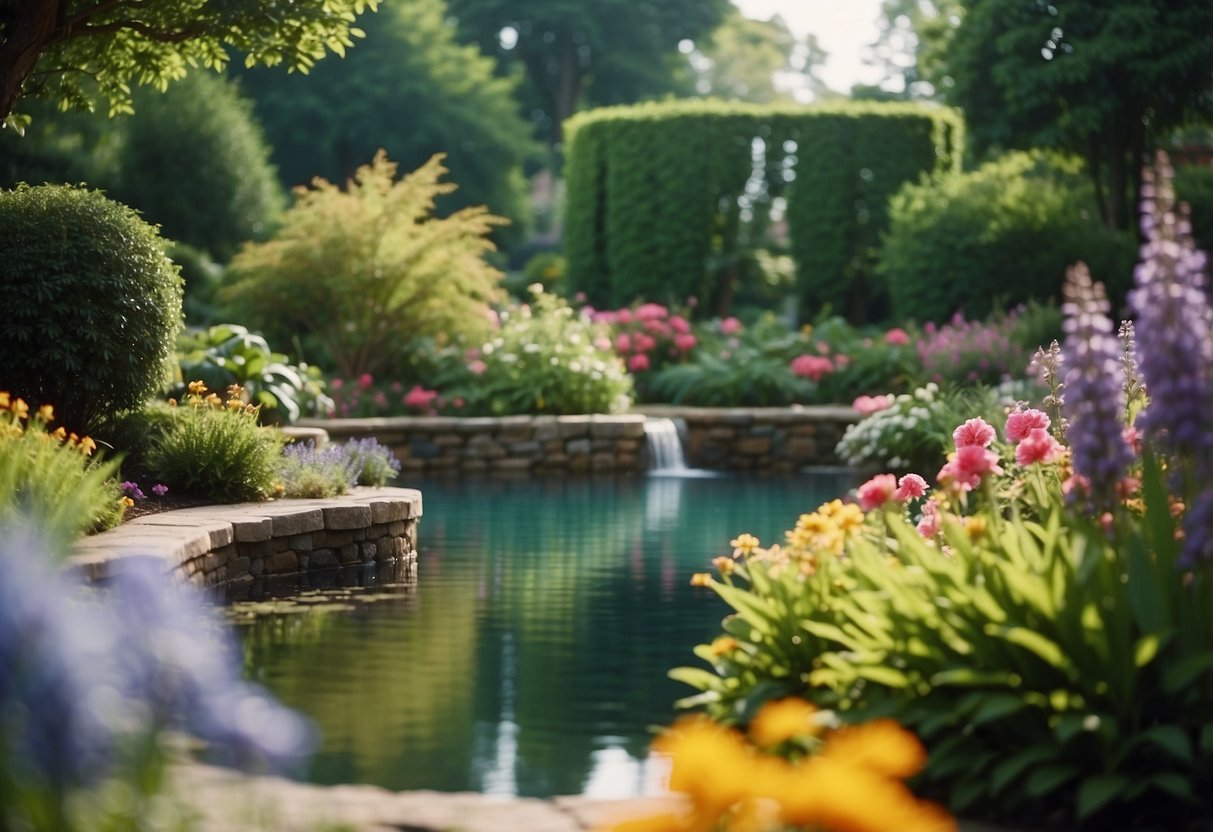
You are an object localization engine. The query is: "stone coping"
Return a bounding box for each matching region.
[68,487,422,585]
[634,403,861,423]
[299,412,648,436]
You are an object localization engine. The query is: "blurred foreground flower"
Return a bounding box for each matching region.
[601,701,953,832]
[0,523,313,831]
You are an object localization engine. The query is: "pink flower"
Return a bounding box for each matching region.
[390,381,403,394]
[674,333,698,351]
[1004,408,1050,443]
[953,418,996,448]
[895,474,928,501]
[357,373,374,390]
[669,315,691,334]
[574,292,587,303]
[593,336,612,351]
[628,353,651,372]
[373,391,388,408]
[1062,473,1091,499]
[720,316,743,335]
[616,308,633,324]
[686,295,699,308]
[858,474,898,511]
[938,445,1002,491]
[645,319,671,336]
[852,394,894,415]
[453,398,465,409]
[636,303,668,321]
[486,308,501,327]
[790,354,834,381]
[633,332,657,353]
[1015,427,1062,466]
[614,333,632,353]
[330,377,344,391]
[1122,425,1142,454]
[465,347,481,361]
[916,500,941,538]
[884,328,911,346]
[468,360,487,375]
[404,385,438,409]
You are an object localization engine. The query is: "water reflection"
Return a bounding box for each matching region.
[234,473,854,798]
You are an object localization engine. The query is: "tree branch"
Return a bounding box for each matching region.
[74,18,204,43]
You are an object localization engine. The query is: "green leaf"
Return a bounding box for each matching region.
[667,667,723,692]
[1147,772,1195,801]
[970,693,1026,726]
[930,668,1019,688]
[1133,633,1166,668]
[989,744,1061,796]
[1025,764,1079,798]
[1133,725,1193,763]
[994,626,1071,672]
[1076,774,1129,819]
[1161,652,1213,694]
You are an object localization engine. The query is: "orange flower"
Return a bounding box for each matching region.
[11,398,29,419]
[689,572,712,587]
[188,380,207,396]
[77,436,97,456]
[708,636,741,658]
[0,391,9,409]
[820,720,927,779]
[748,698,821,748]
[37,404,54,423]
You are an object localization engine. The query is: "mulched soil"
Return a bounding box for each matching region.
[121,493,216,522]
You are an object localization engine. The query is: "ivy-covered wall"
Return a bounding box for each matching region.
[562,100,963,321]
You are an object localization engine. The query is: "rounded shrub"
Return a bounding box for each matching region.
[0,184,184,431]
[880,152,1137,323]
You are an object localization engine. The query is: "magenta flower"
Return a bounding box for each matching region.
[635,303,668,321]
[614,333,632,353]
[895,474,928,501]
[916,500,941,538]
[720,316,743,335]
[404,385,438,409]
[1004,408,1050,443]
[953,418,996,448]
[884,328,911,346]
[356,373,374,391]
[790,354,834,381]
[938,445,1002,492]
[852,394,894,416]
[152,483,169,497]
[857,474,898,511]
[669,315,691,335]
[628,353,651,372]
[674,333,698,352]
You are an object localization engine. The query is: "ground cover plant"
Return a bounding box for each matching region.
[671,157,1213,830]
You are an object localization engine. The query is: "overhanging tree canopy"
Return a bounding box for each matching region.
[0,0,377,130]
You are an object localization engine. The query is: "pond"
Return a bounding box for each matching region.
[233,471,855,799]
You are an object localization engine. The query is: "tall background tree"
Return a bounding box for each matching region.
[445,0,729,153]
[238,0,538,246]
[689,9,797,103]
[926,0,1213,230]
[0,0,377,130]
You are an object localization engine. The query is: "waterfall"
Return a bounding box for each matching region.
[643,417,688,473]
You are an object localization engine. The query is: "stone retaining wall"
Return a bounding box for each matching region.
[69,487,422,591]
[300,414,650,476]
[299,407,860,475]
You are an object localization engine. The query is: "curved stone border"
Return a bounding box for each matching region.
[68,487,422,589]
[297,406,861,476]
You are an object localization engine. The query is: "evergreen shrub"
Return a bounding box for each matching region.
[0,184,183,431]
[562,99,962,320]
[880,152,1137,323]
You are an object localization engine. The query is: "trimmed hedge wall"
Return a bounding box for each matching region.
[563,100,962,320]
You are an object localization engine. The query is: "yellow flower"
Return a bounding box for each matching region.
[37,404,53,423]
[709,636,741,658]
[204,393,222,408]
[121,496,134,508]
[963,516,987,540]
[227,398,244,412]
[730,533,761,558]
[653,717,755,814]
[689,572,713,588]
[712,556,735,576]
[0,391,9,409]
[748,698,822,748]
[11,398,29,419]
[51,426,67,441]
[819,719,927,779]
[167,397,178,407]
[77,436,96,456]
[188,380,207,396]
[227,383,246,400]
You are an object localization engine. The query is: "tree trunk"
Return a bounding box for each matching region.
[550,29,581,151]
[1087,134,1109,227]
[1105,116,1129,232]
[0,0,62,124]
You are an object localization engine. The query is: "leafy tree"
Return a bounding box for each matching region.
[446,0,729,150]
[0,0,377,130]
[690,10,795,103]
[238,0,535,243]
[221,152,507,379]
[110,72,284,261]
[859,0,957,100]
[929,0,1213,230]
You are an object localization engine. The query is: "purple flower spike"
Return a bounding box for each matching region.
[1060,264,1133,509]
[152,483,169,497]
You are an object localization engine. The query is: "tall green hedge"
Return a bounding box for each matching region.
[563,100,962,319]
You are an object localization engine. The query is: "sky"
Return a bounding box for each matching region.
[732,0,887,94]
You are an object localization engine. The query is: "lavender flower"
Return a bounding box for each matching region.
[1060,264,1133,508]
[279,441,364,498]
[119,481,146,501]
[344,437,402,486]
[152,483,169,498]
[1128,153,1213,453]
[1029,340,1067,439]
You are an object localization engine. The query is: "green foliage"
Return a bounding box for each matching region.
[277,442,359,499]
[238,0,535,246]
[1,0,379,128]
[110,73,284,262]
[0,398,124,549]
[343,438,401,486]
[221,152,507,379]
[0,184,183,431]
[145,386,283,503]
[173,324,333,425]
[1175,164,1213,256]
[166,242,226,326]
[691,8,798,103]
[562,99,961,320]
[933,0,1213,230]
[519,251,567,295]
[447,0,729,148]
[881,152,1137,323]
[444,288,634,416]
[90,400,181,477]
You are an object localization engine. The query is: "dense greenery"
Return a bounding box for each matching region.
[239,0,535,243]
[110,73,284,261]
[222,152,506,379]
[0,184,182,431]
[1176,163,1213,256]
[446,0,729,149]
[0,0,378,129]
[881,152,1137,323]
[562,100,961,320]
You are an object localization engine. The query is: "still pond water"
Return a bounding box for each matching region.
[234,472,854,799]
